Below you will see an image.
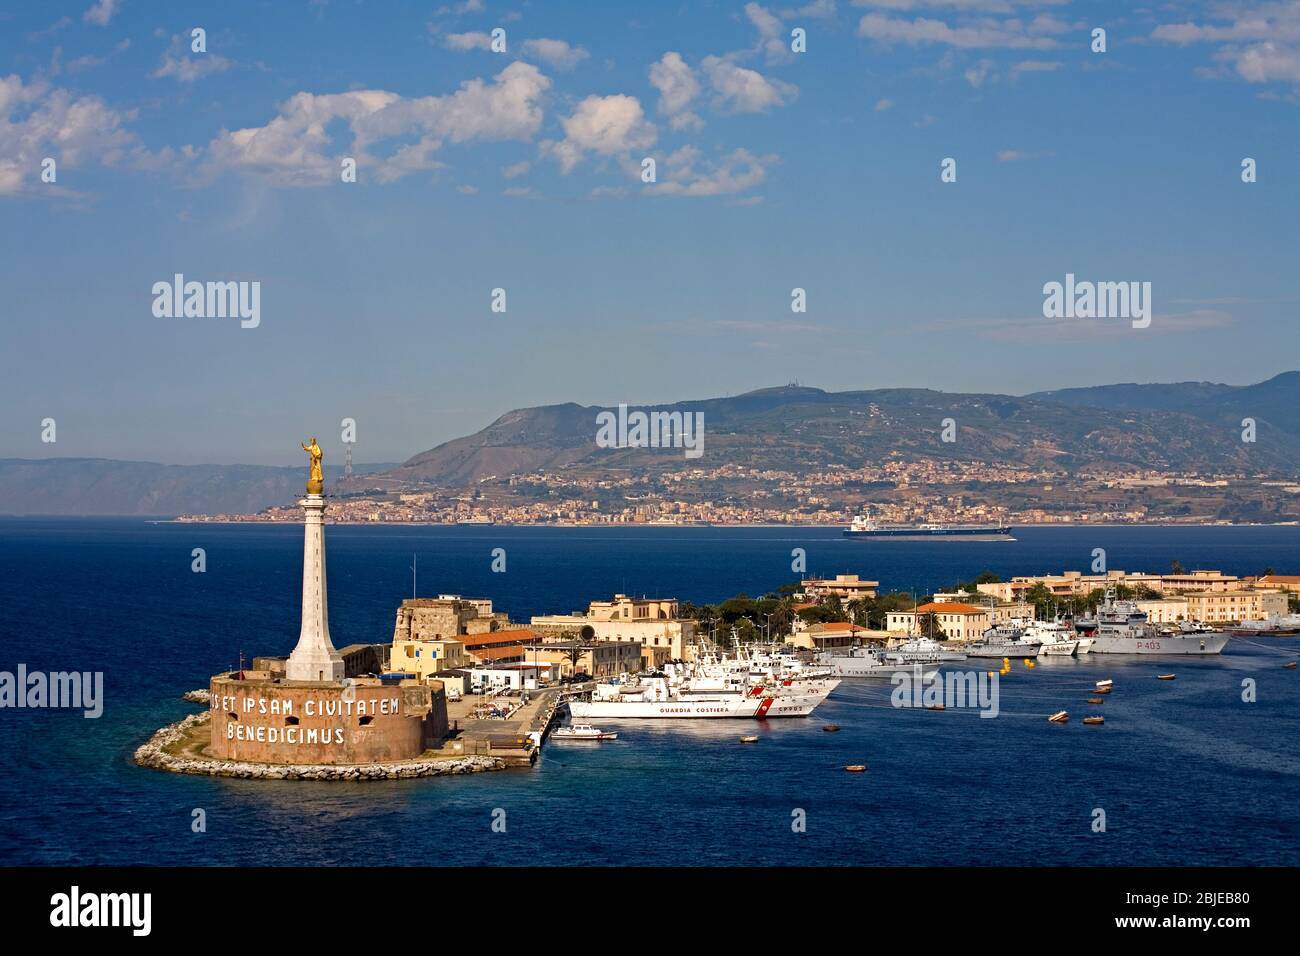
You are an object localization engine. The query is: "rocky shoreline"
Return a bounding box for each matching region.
[134,710,504,781]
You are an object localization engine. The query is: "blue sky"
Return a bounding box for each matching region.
[1,0,1297,465]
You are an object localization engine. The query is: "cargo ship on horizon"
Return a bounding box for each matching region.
[843,513,1014,541]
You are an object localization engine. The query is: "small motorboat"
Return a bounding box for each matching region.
[551,722,617,741]
[1048,710,1069,723]
[822,724,841,732]
[844,764,867,773]
[1095,679,1113,690]
[1086,697,1104,705]
[1157,674,1176,681]
[740,735,759,744]
[926,704,946,711]
[1284,662,1297,670]
[1094,686,1112,695]
[1083,716,1104,726]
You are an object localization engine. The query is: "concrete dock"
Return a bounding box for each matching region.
[440,684,579,766]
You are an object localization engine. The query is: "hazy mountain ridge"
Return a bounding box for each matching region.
[0,459,396,516]
[393,373,1300,485]
[2,374,1295,515]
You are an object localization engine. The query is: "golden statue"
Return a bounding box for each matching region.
[302,437,324,494]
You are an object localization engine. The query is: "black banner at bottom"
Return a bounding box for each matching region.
[3,866,1280,941]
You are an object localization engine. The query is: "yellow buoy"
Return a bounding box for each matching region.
[1026,660,1036,669]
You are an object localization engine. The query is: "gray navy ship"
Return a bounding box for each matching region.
[1074,589,1229,655]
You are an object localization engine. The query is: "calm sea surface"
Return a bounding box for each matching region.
[1,519,1298,866]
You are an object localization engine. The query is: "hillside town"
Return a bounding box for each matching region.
[175,460,1300,526]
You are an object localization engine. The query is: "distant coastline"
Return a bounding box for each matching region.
[156,518,1300,529]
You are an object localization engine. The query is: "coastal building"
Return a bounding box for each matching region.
[469,663,556,692]
[975,569,1247,602]
[1255,574,1300,594]
[930,594,1034,624]
[390,637,471,681]
[391,595,510,642]
[523,640,643,679]
[887,602,990,642]
[800,574,880,601]
[462,629,538,665]
[588,594,680,622]
[1135,598,1191,624]
[1186,589,1287,623]
[531,594,696,667]
[786,622,895,651]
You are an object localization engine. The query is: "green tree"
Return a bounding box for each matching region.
[915,612,947,641]
[846,598,871,628]
[1023,583,1056,618]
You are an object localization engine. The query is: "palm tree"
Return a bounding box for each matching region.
[558,631,585,678]
[846,598,870,628]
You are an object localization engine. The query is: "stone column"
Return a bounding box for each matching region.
[286,494,345,683]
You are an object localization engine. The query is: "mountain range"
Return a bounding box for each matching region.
[1,373,1296,515]
[389,372,1300,486]
[0,461,394,516]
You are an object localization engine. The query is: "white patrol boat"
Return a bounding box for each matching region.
[551,722,618,740]
[567,664,839,720]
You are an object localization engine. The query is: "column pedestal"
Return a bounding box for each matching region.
[285,494,345,683]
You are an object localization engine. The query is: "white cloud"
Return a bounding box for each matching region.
[205,62,551,186]
[852,1,1067,10]
[994,147,1055,162]
[649,52,704,130]
[83,0,120,27]
[519,38,589,71]
[964,58,995,85]
[652,146,776,197]
[543,94,656,173]
[442,31,494,51]
[1010,58,1060,78]
[745,2,791,64]
[783,1,838,18]
[502,160,530,178]
[0,74,150,196]
[1152,3,1300,86]
[437,0,486,13]
[152,35,235,83]
[857,11,1065,48]
[702,56,798,112]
